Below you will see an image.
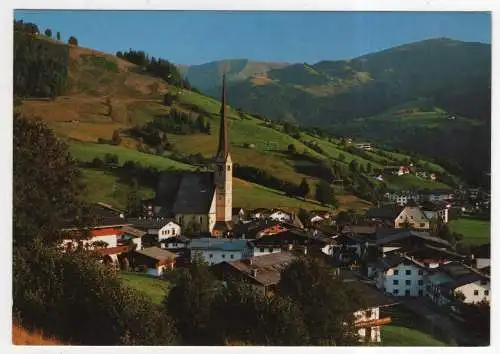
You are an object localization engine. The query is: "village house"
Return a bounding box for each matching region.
[355,142,372,151]
[420,201,451,224]
[365,205,404,228]
[343,279,397,343]
[128,217,182,244]
[249,208,272,219]
[471,243,490,270]
[309,210,332,224]
[189,238,253,265]
[375,254,428,297]
[394,205,430,230]
[212,252,298,296]
[231,207,246,224]
[420,189,454,203]
[383,165,410,176]
[132,246,177,277]
[60,203,130,251]
[384,191,420,206]
[268,209,293,223]
[118,225,146,250]
[374,228,451,255]
[426,262,490,306]
[233,219,290,239]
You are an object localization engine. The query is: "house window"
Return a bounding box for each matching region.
[260,247,265,253]
[200,216,203,224]
[227,165,231,171]
[418,290,424,296]
[410,216,414,220]
[420,223,425,227]
[217,165,222,173]
[405,290,411,296]
[405,270,411,276]
[474,290,479,296]
[167,229,170,235]
[484,290,489,296]
[172,229,176,235]
[480,280,487,285]
[405,280,411,286]
[222,254,226,259]
[393,289,399,295]
[418,280,424,286]
[393,280,399,285]
[230,254,234,259]
[268,247,274,253]
[418,270,424,275]
[209,254,213,258]
[394,270,399,275]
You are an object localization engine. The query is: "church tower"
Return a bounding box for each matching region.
[214,73,233,222]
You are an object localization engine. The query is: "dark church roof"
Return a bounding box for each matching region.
[155,171,215,214]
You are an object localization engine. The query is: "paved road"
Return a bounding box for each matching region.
[400,297,487,346]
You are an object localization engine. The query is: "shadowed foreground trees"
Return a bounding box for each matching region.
[13,115,93,247]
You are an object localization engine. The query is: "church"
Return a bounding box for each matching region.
[148,74,233,236]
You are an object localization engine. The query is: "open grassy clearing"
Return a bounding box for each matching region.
[380,305,450,346]
[119,272,171,305]
[383,174,451,191]
[381,325,447,346]
[80,168,154,210]
[449,217,490,245]
[69,141,193,170]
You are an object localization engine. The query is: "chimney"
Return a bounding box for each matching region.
[251,269,258,277]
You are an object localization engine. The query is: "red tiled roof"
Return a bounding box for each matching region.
[95,245,129,256]
[91,228,122,237]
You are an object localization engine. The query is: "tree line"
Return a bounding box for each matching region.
[116,48,192,89]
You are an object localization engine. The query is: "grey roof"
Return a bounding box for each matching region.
[375,228,451,248]
[121,226,146,238]
[163,235,190,243]
[189,238,251,251]
[135,246,176,260]
[61,203,130,230]
[375,254,425,272]
[344,280,399,308]
[365,206,403,220]
[227,252,298,286]
[156,171,215,214]
[342,225,377,235]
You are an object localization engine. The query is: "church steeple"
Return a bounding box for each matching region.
[216,73,229,159]
[214,72,232,223]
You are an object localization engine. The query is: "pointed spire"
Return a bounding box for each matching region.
[216,73,229,159]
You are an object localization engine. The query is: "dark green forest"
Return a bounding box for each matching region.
[14,28,68,98]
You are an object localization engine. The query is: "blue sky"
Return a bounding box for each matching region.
[14,11,491,65]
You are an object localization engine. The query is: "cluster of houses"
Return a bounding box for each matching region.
[57,193,490,344]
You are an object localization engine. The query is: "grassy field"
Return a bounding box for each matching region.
[449,217,491,245]
[119,272,171,305]
[69,141,194,171]
[381,325,447,346]
[233,178,369,212]
[383,174,451,191]
[380,305,450,346]
[80,168,154,210]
